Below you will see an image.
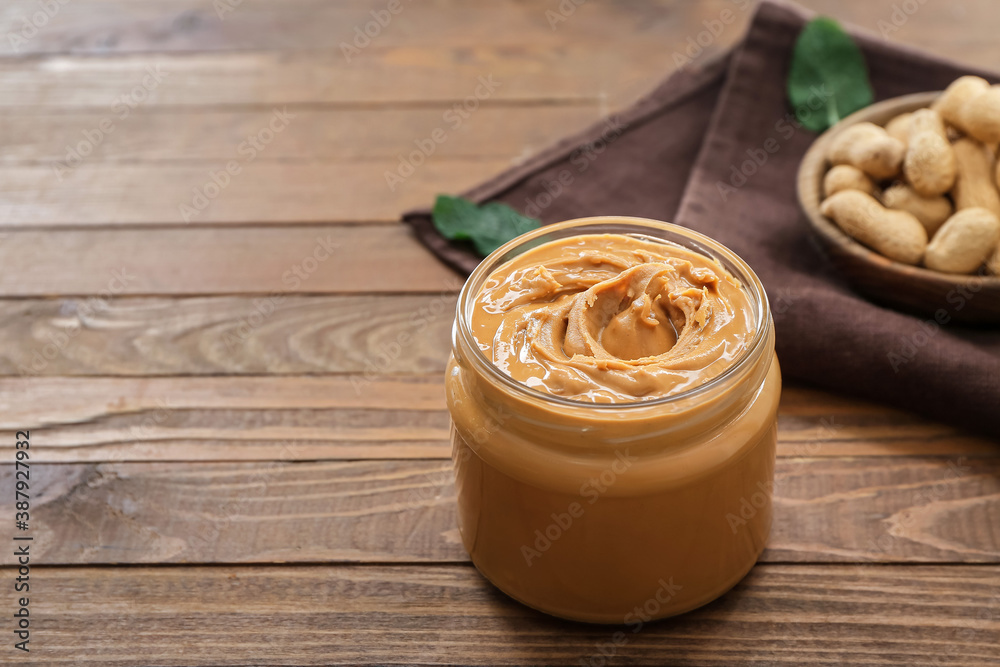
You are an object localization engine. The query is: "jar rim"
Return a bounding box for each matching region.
[455,216,772,411]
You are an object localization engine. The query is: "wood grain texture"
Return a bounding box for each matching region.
[0,0,739,56]
[0,158,512,225]
[0,227,461,294]
[13,1,991,120]
[3,0,995,230]
[0,105,603,163]
[3,456,998,565]
[4,0,1000,68]
[775,385,1000,457]
[0,296,457,377]
[0,375,451,461]
[10,563,1000,665]
[2,2,999,663]
[0,47,647,109]
[1,377,996,462]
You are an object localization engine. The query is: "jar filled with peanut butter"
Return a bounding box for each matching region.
[446,217,780,623]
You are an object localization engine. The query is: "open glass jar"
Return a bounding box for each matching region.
[446,217,780,623]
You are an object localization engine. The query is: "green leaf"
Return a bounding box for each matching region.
[787,17,874,132]
[432,195,541,257]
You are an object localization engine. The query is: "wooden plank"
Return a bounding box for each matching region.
[770,456,1000,563]
[0,375,451,461]
[0,104,585,225]
[3,0,999,68]
[2,2,996,230]
[0,227,462,294]
[0,375,445,426]
[774,385,1000,457]
[0,105,603,163]
[0,0,737,56]
[0,47,651,109]
[12,563,1000,665]
[0,158,511,226]
[0,377,996,462]
[0,295,458,376]
[3,456,998,565]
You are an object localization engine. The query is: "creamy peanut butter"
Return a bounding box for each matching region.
[446,218,780,624]
[471,234,756,402]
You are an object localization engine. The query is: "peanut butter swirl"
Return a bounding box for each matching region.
[471,233,756,402]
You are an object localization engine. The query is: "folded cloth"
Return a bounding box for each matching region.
[403,0,1000,438]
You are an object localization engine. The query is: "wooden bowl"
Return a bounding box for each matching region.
[797,91,1000,324]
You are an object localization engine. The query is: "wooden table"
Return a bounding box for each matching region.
[1,1,998,664]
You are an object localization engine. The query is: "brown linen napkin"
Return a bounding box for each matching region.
[403,0,1000,437]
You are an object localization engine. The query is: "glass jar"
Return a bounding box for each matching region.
[446,217,780,623]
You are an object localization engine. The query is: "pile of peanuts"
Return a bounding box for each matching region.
[820,75,1000,275]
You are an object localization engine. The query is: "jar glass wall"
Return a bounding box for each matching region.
[446,217,780,623]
